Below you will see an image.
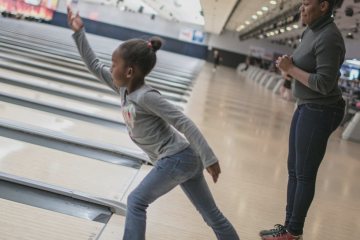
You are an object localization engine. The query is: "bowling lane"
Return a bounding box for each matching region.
[0,198,105,240]
[0,101,143,155]
[0,63,188,106]
[0,136,143,201]
[0,82,124,123]
[0,67,119,104]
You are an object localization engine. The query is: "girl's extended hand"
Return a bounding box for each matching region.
[67,6,84,32]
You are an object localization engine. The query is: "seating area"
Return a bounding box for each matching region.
[237,64,291,98]
[237,63,360,143]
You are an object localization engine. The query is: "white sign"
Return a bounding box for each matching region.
[25,0,41,6]
[179,28,205,44]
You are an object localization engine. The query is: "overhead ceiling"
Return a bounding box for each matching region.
[226,0,360,37]
[81,0,360,38]
[200,0,239,34]
[253,0,360,46]
[83,0,204,25]
[227,0,301,32]
[142,0,204,25]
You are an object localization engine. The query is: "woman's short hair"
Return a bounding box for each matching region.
[320,0,336,13]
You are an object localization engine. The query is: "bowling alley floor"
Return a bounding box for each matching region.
[127,63,359,240]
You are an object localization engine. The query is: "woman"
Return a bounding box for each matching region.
[260,0,345,239]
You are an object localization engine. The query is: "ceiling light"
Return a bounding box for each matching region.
[270,1,277,5]
[280,28,285,33]
[293,24,299,29]
[262,6,269,11]
[236,25,245,31]
[257,11,263,15]
[346,32,354,39]
[286,26,292,31]
[245,21,251,25]
[252,15,258,20]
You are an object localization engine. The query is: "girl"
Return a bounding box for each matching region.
[67,8,239,240]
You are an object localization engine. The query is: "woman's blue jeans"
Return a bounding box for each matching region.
[285,100,345,235]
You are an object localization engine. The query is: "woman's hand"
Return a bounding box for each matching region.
[276,55,294,73]
[280,86,292,101]
[281,70,292,80]
[67,6,84,32]
[276,55,311,88]
[206,162,221,183]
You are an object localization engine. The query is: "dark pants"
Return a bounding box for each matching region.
[285,99,345,235]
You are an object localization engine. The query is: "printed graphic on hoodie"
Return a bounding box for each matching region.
[122,103,136,136]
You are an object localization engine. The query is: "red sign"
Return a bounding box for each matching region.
[0,0,58,20]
